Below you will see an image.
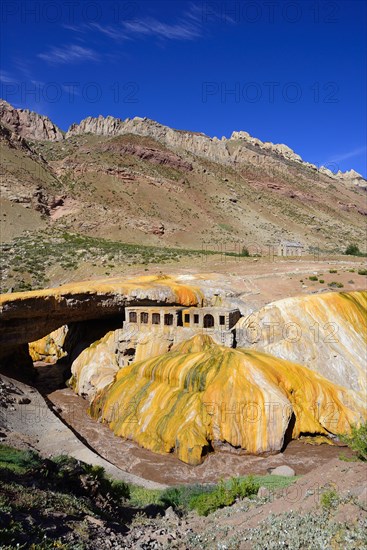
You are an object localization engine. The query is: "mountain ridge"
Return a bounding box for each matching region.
[1,99,365,183]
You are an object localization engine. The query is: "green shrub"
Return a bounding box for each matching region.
[189,482,234,516]
[319,279,325,284]
[0,445,41,473]
[345,243,360,256]
[328,281,344,288]
[358,269,367,276]
[329,269,337,273]
[309,276,318,281]
[339,421,367,461]
[189,476,260,516]
[320,488,339,509]
[241,247,250,257]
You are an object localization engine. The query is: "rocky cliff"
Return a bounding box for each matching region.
[0,100,64,141]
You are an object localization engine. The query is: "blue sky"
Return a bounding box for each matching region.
[1,0,366,176]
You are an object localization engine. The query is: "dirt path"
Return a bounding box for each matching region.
[0,374,167,489]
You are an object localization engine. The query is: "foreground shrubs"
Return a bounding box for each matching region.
[189,476,260,516]
[339,421,367,461]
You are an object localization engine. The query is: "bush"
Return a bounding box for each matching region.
[329,269,337,273]
[189,476,260,516]
[328,281,344,288]
[320,488,339,509]
[319,279,325,284]
[339,421,367,461]
[241,247,250,257]
[0,445,41,473]
[345,244,360,256]
[358,269,367,276]
[309,276,318,281]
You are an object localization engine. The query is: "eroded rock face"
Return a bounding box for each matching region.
[0,100,64,141]
[89,334,366,465]
[235,290,367,394]
[98,140,193,172]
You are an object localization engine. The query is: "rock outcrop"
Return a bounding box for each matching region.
[0,100,63,141]
[89,334,366,465]
[336,169,367,188]
[235,290,367,394]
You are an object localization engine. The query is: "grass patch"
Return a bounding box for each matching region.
[129,474,297,516]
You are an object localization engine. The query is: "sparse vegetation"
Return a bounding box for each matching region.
[319,279,325,283]
[309,276,318,281]
[0,445,130,548]
[358,269,367,276]
[329,269,338,273]
[0,444,300,548]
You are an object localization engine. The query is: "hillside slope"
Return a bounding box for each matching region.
[1,100,366,251]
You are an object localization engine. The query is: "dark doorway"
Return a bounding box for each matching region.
[203,314,214,328]
[164,314,174,326]
[152,313,160,325]
[129,312,137,323]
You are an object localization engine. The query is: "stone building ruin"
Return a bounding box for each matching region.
[115,306,242,367]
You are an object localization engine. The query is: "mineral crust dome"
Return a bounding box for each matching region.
[90,334,366,465]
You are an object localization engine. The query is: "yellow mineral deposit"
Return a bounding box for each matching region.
[29,326,68,363]
[0,273,203,307]
[236,290,367,393]
[90,334,366,465]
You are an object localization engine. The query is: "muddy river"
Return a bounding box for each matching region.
[33,361,353,486]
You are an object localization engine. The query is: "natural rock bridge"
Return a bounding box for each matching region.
[0,275,203,364]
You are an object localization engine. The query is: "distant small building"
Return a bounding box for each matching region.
[278,241,304,257]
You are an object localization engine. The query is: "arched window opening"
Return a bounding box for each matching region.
[203,314,214,329]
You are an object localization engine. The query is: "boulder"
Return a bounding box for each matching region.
[271,465,295,477]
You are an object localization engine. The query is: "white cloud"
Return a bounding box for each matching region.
[121,17,202,41]
[323,145,367,164]
[0,70,17,84]
[38,44,100,65]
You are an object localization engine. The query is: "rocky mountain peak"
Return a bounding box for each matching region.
[0,100,64,142]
